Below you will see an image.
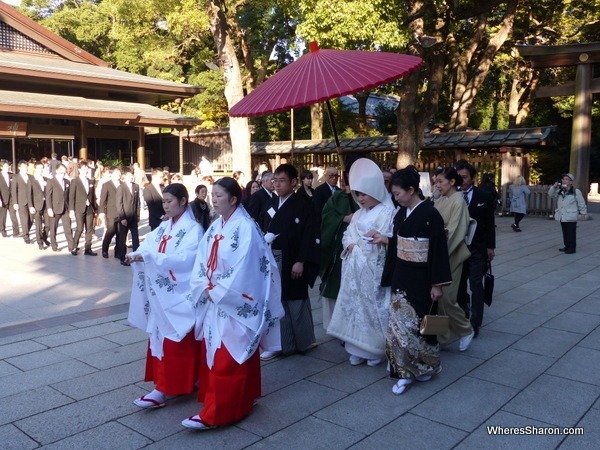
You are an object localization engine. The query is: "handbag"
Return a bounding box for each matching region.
[484,260,494,307]
[420,303,449,335]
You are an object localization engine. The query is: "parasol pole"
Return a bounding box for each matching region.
[290,108,295,166]
[325,100,346,173]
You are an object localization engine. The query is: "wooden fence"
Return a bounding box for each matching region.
[500,184,557,217]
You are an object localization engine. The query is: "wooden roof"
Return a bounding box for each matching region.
[0,1,201,128]
[0,89,199,128]
[251,127,557,155]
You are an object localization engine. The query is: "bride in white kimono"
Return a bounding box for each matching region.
[182,177,284,430]
[327,158,395,366]
[127,183,205,409]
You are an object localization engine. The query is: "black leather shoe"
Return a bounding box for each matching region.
[43,239,51,246]
[24,239,32,244]
[559,247,566,252]
[473,327,480,339]
[564,249,576,254]
[102,252,109,259]
[71,249,78,256]
[84,250,98,256]
[120,260,130,266]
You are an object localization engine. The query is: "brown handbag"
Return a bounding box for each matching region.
[420,303,450,335]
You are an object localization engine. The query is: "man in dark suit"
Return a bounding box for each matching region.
[0,159,19,237]
[11,160,33,244]
[143,167,165,231]
[99,166,122,258]
[28,161,50,250]
[46,163,74,252]
[456,162,496,338]
[312,166,341,217]
[259,164,320,359]
[69,160,97,256]
[247,171,275,227]
[115,167,140,265]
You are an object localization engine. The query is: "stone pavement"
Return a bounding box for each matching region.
[1,205,600,449]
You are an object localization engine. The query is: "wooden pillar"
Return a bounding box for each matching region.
[137,127,146,170]
[570,61,592,198]
[79,120,88,160]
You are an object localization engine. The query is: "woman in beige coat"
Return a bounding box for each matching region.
[433,167,475,351]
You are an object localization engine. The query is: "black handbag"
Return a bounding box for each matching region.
[484,260,494,307]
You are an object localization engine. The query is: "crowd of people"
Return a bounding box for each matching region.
[15,152,590,430]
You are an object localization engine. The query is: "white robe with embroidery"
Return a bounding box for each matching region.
[327,158,395,358]
[191,207,284,369]
[128,208,204,359]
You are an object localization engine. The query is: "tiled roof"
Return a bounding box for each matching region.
[251,127,557,155]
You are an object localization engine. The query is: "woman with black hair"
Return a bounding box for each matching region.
[126,183,205,410]
[190,184,211,230]
[184,177,284,430]
[373,167,452,395]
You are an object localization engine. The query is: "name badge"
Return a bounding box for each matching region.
[267,207,276,218]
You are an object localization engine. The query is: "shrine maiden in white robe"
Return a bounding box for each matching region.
[128,208,204,359]
[191,207,284,369]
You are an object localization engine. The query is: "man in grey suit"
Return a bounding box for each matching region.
[115,167,140,266]
[0,159,19,237]
[46,163,74,252]
[99,167,122,259]
[69,160,97,256]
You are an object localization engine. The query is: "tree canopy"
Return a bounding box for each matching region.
[18,0,600,179]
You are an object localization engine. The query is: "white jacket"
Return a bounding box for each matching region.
[548,186,587,222]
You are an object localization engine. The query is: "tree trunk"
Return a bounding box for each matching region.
[449,0,518,130]
[311,103,323,140]
[355,91,369,134]
[208,0,251,175]
[396,69,420,168]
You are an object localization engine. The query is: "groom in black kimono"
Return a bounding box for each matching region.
[260,163,320,360]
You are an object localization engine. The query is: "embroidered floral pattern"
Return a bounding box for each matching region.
[197,262,207,278]
[237,303,259,318]
[216,266,234,280]
[231,226,240,250]
[136,271,145,291]
[174,229,186,247]
[155,274,175,292]
[259,256,269,278]
[154,226,165,243]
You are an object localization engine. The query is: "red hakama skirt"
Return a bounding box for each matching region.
[144,332,199,395]
[197,340,261,425]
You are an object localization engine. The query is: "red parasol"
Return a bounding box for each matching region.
[229,41,422,164]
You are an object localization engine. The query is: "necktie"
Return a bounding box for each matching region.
[463,190,469,205]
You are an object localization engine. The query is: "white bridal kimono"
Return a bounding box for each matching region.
[128,208,204,359]
[327,158,395,359]
[191,207,284,369]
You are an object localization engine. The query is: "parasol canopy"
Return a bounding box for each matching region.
[229,41,422,118]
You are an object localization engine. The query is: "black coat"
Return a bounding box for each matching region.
[247,187,275,228]
[143,184,165,230]
[116,183,140,223]
[466,186,496,254]
[313,182,340,216]
[262,193,320,300]
[99,181,121,223]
